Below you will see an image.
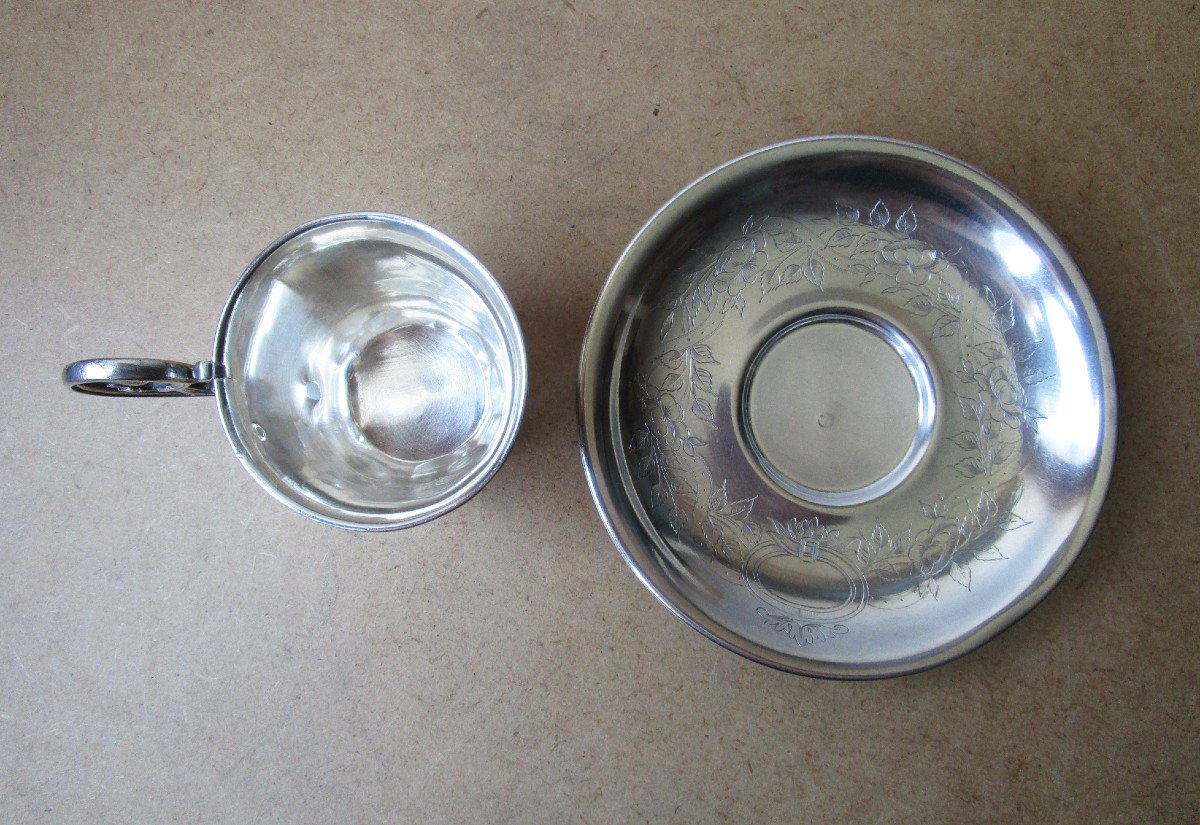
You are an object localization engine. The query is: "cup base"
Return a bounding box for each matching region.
[349,324,486,463]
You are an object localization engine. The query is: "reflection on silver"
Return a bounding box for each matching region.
[579,137,1117,678]
[65,214,526,530]
[349,325,486,463]
[991,228,1044,278]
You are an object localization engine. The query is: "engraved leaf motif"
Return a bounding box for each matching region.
[976,490,1000,524]
[660,349,683,369]
[804,257,825,289]
[1009,477,1025,507]
[659,372,683,393]
[991,299,1016,333]
[950,457,985,478]
[950,430,979,450]
[871,558,907,583]
[708,481,728,511]
[957,395,983,422]
[855,522,891,564]
[756,608,849,647]
[690,344,718,364]
[905,294,935,316]
[827,227,855,249]
[987,440,1015,467]
[636,454,654,476]
[854,234,888,257]
[692,366,714,394]
[799,624,849,646]
[974,545,1007,561]
[1011,337,1042,365]
[983,284,998,310]
[680,434,706,457]
[851,537,871,565]
[931,315,960,339]
[1021,365,1053,386]
[917,577,940,600]
[835,202,861,223]
[767,517,790,539]
[667,470,695,495]
[999,512,1031,531]
[935,275,962,307]
[659,310,675,341]
[895,205,917,236]
[870,522,891,551]
[691,397,715,423]
[869,200,891,228]
[973,341,1005,363]
[1022,406,1046,434]
[665,503,681,533]
[727,496,756,519]
[920,496,949,519]
[632,428,651,451]
[950,561,973,590]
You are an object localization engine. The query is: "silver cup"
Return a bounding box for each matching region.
[64,213,527,530]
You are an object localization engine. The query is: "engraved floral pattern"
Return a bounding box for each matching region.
[876,240,947,286]
[628,200,1054,649]
[757,608,849,648]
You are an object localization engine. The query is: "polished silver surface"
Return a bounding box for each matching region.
[65,213,527,530]
[579,136,1117,678]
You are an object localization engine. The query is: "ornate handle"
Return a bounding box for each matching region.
[62,359,215,397]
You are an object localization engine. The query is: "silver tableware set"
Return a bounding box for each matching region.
[64,136,1117,677]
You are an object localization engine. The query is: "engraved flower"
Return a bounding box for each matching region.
[635,374,686,446]
[718,241,768,284]
[875,240,947,286]
[977,363,1025,426]
[915,525,961,576]
[770,516,841,558]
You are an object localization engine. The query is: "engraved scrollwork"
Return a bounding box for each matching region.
[756,608,849,648]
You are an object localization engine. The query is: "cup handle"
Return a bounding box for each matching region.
[62,358,215,397]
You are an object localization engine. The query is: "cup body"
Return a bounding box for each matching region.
[66,213,527,530]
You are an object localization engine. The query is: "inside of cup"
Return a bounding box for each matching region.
[213,215,525,529]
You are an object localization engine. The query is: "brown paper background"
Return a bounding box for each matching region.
[2,2,1197,822]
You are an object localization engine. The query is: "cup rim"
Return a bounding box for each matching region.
[212,212,527,530]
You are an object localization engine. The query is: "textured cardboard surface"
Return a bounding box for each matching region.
[2,2,1197,822]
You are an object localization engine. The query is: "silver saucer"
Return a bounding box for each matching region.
[579,137,1117,678]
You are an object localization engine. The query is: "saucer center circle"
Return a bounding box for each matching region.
[743,314,930,504]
